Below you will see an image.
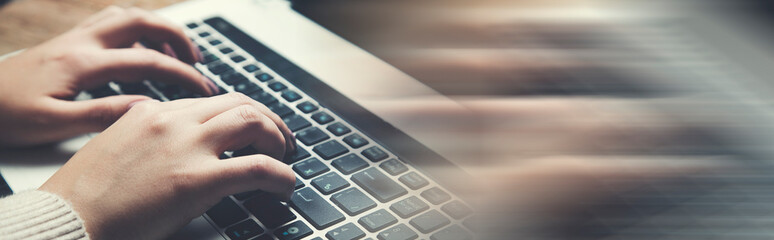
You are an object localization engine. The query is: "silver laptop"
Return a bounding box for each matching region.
[1,0,477,240]
[5,0,774,240]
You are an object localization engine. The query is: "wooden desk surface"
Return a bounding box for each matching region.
[0,0,186,55]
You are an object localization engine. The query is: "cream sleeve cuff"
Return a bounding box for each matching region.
[0,190,89,240]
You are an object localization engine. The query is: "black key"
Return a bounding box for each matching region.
[331,154,369,175]
[359,209,398,232]
[243,64,260,72]
[284,115,311,132]
[220,47,234,54]
[248,91,278,105]
[430,225,471,240]
[441,201,471,219]
[362,146,388,162]
[295,177,305,189]
[281,90,302,102]
[256,92,278,105]
[254,235,275,240]
[286,147,310,163]
[290,188,345,229]
[119,82,148,94]
[268,82,287,91]
[225,220,264,240]
[311,172,349,195]
[88,85,118,98]
[343,134,368,148]
[164,88,200,100]
[244,195,297,228]
[313,140,349,160]
[231,55,246,63]
[208,62,232,75]
[379,159,408,176]
[326,223,366,240]
[256,73,274,82]
[296,127,330,146]
[390,196,429,218]
[231,146,258,158]
[233,81,261,94]
[233,190,260,201]
[398,173,429,190]
[421,187,451,205]
[311,112,334,124]
[198,45,206,51]
[206,198,248,228]
[409,210,450,234]
[216,86,227,95]
[269,103,294,118]
[377,224,417,240]
[187,23,199,29]
[221,71,247,85]
[297,101,318,113]
[210,39,222,45]
[326,122,351,136]
[206,59,223,68]
[246,89,277,106]
[311,238,323,240]
[198,31,210,37]
[331,188,377,216]
[293,158,329,179]
[274,221,313,240]
[202,53,218,64]
[351,168,407,203]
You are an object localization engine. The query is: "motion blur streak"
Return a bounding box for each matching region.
[295,0,774,239]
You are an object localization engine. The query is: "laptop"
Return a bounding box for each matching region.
[6,1,774,239]
[0,0,478,240]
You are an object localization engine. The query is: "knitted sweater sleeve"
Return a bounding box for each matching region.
[0,190,89,240]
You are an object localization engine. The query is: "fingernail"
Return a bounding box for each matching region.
[163,44,177,59]
[203,75,219,95]
[128,99,158,109]
[289,135,297,152]
[196,47,204,63]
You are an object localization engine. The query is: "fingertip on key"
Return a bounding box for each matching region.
[203,75,219,96]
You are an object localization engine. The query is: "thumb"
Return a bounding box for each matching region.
[64,95,154,131]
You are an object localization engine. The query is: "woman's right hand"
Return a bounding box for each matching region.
[39,92,296,240]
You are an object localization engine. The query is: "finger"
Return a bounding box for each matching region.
[199,104,287,160]
[200,154,295,200]
[53,95,155,132]
[183,93,295,153]
[87,7,198,63]
[77,48,214,96]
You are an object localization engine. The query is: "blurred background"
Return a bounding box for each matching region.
[4,0,774,239]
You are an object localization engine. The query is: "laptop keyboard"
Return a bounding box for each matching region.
[85,17,473,240]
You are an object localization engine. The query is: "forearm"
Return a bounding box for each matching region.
[0,191,89,240]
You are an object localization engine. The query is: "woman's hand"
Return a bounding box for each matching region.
[40,93,296,240]
[0,6,216,147]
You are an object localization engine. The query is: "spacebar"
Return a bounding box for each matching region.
[290,187,345,230]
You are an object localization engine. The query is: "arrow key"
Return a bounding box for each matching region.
[326,223,366,240]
